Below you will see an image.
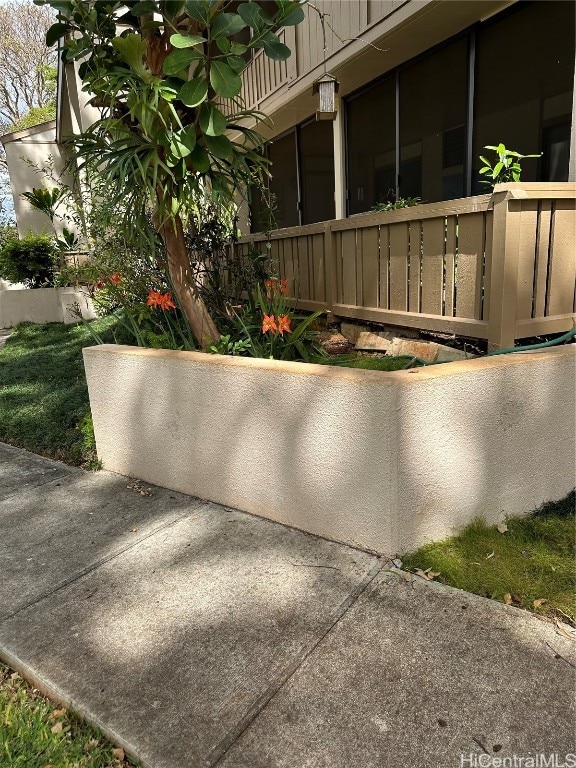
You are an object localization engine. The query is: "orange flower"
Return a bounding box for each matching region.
[265,278,277,298]
[262,314,277,333]
[158,292,176,310]
[277,314,291,336]
[147,290,162,307]
[280,279,288,295]
[94,279,105,290]
[147,290,176,310]
[110,272,122,285]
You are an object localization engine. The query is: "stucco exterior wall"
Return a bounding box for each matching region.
[0,287,96,328]
[1,122,66,236]
[83,344,576,555]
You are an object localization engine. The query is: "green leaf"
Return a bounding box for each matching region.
[184,0,210,25]
[163,48,203,76]
[164,1,185,17]
[46,23,68,47]
[238,2,269,29]
[199,102,227,136]
[494,161,504,176]
[260,31,291,60]
[178,76,208,107]
[112,34,150,81]
[211,12,246,39]
[210,61,242,98]
[188,144,210,172]
[204,134,233,159]
[170,127,196,159]
[132,1,157,14]
[230,41,247,55]
[170,33,205,49]
[226,55,246,74]
[216,37,231,54]
[281,4,305,26]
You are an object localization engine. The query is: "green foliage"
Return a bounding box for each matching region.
[35,0,305,243]
[0,662,134,766]
[0,233,58,288]
[226,279,326,362]
[208,334,252,356]
[478,143,541,188]
[77,411,102,471]
[7,103,56,132]
[0,222,18,247]
[372,196,422,212]
[0,319,125,466]
[403,491,576,625]
[319,354,421,371]
[21,186,66,222]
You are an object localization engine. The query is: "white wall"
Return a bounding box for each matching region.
[83,345,576,555]
[0,287,96,329]
[1,122,67,236]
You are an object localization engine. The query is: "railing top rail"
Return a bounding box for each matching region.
[331,195,493,231]
[493,182,576,199]
[237,221,328,244]
[238,185,576,244]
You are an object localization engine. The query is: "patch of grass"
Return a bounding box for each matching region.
[0,662,135,768]
[402,491,576,624]
[320,354,414,372]
[0,319,124,467]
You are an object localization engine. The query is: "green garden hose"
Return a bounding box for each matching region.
[384,326,576,368]
[485,326,576,356]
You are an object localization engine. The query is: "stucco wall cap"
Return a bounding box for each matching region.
[83,342,575,385]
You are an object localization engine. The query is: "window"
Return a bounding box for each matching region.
[250,120,335,231]
[473,0,575,191]
[299,120,335,225]
[399,37,468,202]
[346,77,396,215]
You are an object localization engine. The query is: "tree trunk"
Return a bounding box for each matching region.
[158,214,220,349]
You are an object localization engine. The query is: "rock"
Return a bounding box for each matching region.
[435,344,473,363]
[387,338,439,362]
[340,322,370,344]
[355,331,394,351]
[319,331,353,355]
[388,338,475,363]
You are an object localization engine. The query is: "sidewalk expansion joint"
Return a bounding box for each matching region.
[208,556,387,768]
[0,506,196,626]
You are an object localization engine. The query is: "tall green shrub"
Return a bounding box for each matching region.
[0,234,58,288]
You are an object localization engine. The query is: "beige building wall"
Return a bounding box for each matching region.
[84,344,576,556]
[0,60,100,238]
[1,122,65,236]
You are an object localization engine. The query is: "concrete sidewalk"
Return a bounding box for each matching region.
[0,442,574,768]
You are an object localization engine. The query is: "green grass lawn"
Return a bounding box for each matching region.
[1,662,135,768]
[0,319,121,468]
[403,492,576,625]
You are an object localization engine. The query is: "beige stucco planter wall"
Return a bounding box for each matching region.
[0,287,96,329]
[83,344,576,555]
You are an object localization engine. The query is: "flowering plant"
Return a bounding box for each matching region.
[222,279,325,362]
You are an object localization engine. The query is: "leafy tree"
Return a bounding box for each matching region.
[36,0,305,348]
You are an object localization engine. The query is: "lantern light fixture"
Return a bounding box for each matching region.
[313,72,339,121]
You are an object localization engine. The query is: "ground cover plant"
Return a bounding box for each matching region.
[403,491,576,625]
[0,319,127,467]
[0,662,136,768]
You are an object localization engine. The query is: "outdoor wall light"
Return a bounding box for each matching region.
[313,73,339,121]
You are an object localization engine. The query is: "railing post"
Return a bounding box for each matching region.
[324,221,335,317]
[486,187,522,351]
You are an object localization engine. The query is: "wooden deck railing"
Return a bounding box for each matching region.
[233,183,576,349]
